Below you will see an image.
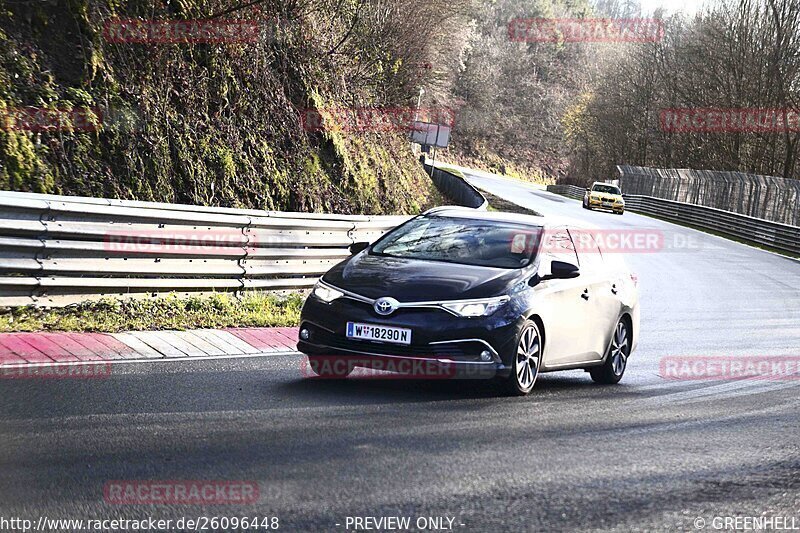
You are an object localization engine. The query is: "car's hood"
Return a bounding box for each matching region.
[591,192,623,202]
[322,252,524,301]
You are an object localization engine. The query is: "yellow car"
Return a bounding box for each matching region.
[583,182,625,215]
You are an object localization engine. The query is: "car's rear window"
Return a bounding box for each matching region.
[371,216,543,268]
[592,184,621,195]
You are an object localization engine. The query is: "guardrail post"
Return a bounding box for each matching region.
[31,199,52,305]
[238,216,253,297]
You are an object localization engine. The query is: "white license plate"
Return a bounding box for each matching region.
[346,322,412,345]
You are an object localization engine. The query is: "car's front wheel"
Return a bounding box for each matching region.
[582,198,590,209]
[504,321,542,395]
[590,319,630,384]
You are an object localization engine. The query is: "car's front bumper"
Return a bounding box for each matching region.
[298,343,509,379]
[589,198,624,212]
[297,294,522,379]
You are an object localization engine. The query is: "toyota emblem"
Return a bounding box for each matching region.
[374,297,400,316]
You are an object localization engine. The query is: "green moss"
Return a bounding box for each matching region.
[0,1,439,216]
[0,131,54,192]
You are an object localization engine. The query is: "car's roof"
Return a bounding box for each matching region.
[592,181,619,187]
[422,206,591,229]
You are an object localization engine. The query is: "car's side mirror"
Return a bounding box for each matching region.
[349,241,370,255]
[540,261,580,282]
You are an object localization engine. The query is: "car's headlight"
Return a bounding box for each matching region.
[312,282,343,303]
[441,296,510,317]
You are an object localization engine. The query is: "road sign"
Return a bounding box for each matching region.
[410,122,451,148]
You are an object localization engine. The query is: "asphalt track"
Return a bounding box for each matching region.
[1,171,799,532]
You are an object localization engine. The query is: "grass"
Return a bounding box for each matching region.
[0,291,305,333]
[481,190,542,216]
[437,165,466,178]
[439,151,555,187]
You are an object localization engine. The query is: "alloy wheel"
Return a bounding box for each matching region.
[609,321,629,376]
[515,325,541,391]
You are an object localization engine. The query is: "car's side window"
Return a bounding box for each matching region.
[570,229,604,272]
[539,226,579,276]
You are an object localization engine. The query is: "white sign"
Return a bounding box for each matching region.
[410,122,451,148]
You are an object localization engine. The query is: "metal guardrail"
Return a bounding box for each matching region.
[0,190,410,307]
[623,195,800,255]
[424,163,489,210]
[546,184,585,200]
[5,175,794,307]
[618,165,800,226]
[545,185,799,255]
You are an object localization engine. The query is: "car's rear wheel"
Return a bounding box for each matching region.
[504,321,541,395]
[308,356,353,379]
[590,319,630,384]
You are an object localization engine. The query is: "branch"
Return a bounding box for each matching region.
[327,0,365,56]
[208,0,269,20]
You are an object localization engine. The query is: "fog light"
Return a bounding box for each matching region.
[300,328,310,341]
[480,350,493,362]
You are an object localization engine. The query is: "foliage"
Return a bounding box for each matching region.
[445,0,799,185]
[564,0,800,183]
[446,0,596,182]
[4,0,793,210]
[0,0,459,214]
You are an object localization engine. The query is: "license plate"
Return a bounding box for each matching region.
[346,322,412,345]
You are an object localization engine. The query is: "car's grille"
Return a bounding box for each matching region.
[308,327,486,361]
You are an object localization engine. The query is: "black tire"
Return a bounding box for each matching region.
[590,319,630,384]
[582,198,590,210]
[503,321,542,396]
[308,356,353,379]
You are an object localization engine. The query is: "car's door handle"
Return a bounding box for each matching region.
[611,284,618,295]
[581,290,590,301]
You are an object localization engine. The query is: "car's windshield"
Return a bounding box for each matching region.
[592,184,621,195]
[371,216,542,269]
